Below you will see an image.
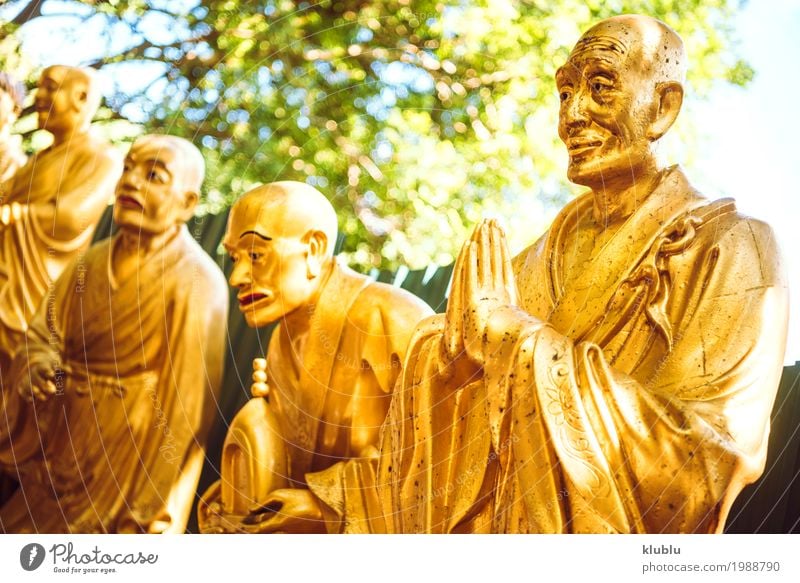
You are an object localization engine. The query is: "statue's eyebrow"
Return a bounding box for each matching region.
[239,230,272,241]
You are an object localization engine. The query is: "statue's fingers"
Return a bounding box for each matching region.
[465,241,479,304]
[470,220,484,244]
[479,221,491,286]
[498,226,518,304]
[31,385,47,402]
[18,383,33,402]
[43,379,58,395]
[247,495,284,516]
[242,512,285,534]
[443,241,469,358]
[489,220,505,291]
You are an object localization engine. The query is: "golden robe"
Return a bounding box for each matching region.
[0,132,121,370]
[267,260,433,485]
[307,167,788,533]
[0,227,228,533]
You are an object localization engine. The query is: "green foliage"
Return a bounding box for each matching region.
[1,0,751,269]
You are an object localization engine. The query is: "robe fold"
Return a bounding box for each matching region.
[0,132,121,370]
[0,227,228,533]
[267,259,433,486]
[306,167,788,533]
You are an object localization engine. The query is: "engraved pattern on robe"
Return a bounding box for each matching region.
[307,167,788,533]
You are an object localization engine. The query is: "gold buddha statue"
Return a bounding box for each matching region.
[0,135,228,533]
[0,65,122,375]
[198,181,432,533]
[253,14,789,534]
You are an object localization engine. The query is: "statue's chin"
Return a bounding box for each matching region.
[242,310,280,330]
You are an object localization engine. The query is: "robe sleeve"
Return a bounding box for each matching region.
[0,260,76,470]
[116,257,228,533]
[488,216,788,533]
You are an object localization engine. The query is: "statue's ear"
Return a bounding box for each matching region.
[72,82,89,113]
[302,229,328,279]
[178,190,199,223]
[647,81,683,142]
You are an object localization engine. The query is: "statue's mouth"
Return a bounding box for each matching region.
[238,292,270,308]
[117,195,143,210]
[567,138,602,156]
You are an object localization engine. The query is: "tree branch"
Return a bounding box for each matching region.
[10,0,43,27]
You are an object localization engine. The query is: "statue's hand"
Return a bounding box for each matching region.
[17,357,64,403]
[444,219,516,367]
[241,488,326,534]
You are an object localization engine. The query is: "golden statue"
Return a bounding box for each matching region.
[197,181,432,533]
[0,65,122,374]
[0,134,228,533]
[261,15,789,533]
[0,72,26,184]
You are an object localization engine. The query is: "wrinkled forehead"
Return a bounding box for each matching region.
[570,30,631,62]
[561,25,641,76]
[127,139,181,170]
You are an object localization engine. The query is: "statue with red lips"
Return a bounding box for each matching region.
[197,181,432,533]
[0,134,228,533]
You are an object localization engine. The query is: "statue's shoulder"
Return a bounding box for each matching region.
[177,229,229,295]
[362,279,433,315]
[83,235,113,264]
[694,197,785,285]
[335,263,434,323]
[81,133,121,163]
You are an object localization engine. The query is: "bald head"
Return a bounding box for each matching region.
[572,14,686,86]
[224,182,339,327]
[556,14,687,192]
[230,181,338,257]
[36,65,103,137]
[132,134,205,195]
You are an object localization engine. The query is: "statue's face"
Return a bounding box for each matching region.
[35,66,86,134]
[223,201,318,328]
[556,30,657,189]
[113,139,194,235]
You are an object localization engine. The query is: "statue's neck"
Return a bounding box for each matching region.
[49,124,89,149]
[281,260,336,342]
[590,166,667,227]
[114,225,181,261]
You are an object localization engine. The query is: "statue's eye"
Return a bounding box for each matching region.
[148,169,168,183]
[249,252,262,261]
[559,90,571,102]
[591,77,612,93]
